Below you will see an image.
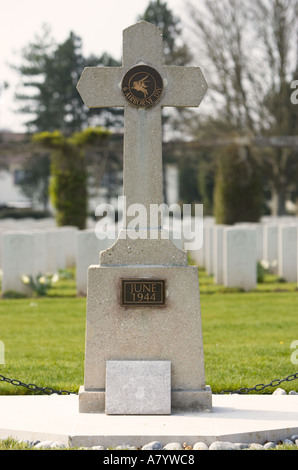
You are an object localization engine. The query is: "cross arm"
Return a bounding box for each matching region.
[77,67,125,108]
[162,66,208,108]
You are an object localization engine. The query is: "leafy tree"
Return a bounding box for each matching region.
[188,0,298,216]
[214,145,262,224]
[33,127,111,229]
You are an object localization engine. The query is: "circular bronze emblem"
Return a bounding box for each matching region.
[122,65,163,108]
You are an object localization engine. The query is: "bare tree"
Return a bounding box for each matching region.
[188,0,298,215]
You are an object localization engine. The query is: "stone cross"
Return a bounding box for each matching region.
[77,21,212,415]
[77,21,207,266]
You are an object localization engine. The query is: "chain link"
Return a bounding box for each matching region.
[0,374,77,395]
[220,372,298,394]
[1,372,298,396]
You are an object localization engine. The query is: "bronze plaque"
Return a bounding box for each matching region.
[121,65,163,108]
[121,279,166,306]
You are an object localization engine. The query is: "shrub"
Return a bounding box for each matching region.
[33,128,110,229]
[214,145,262,225]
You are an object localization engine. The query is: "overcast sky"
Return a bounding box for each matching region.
[0,0,188,132]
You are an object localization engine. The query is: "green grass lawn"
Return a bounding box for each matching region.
[0,267,297,395]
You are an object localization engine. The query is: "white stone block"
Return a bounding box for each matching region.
[278,224,297,282]
[223,227,257,291]
[213,225,225,284]
[205,225,214,275]
[235,223,263,261]
[2,232,34,295]
[263,224,278,272]
[45,229,67,273]
[105,361,171,415]
[76,228,116,295]
[32,231,47,275]
[59,226,78,267]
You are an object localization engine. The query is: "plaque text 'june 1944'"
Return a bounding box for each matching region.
[121,279,166,306]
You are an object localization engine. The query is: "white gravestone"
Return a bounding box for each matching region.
[77,21,211,414]
[2,232,34,295]
[278,224,298,282]
[223,227,257,291]
[213,225,226,285]
[263,224,278,273]
[76,228,116,296]
[32,231,48,275]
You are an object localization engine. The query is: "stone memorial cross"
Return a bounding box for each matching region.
[77,21,212,415]
[77,21,207,265]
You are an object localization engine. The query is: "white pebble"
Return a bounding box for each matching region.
[192,442,209,450]
[249,443,264,450]
[209,441,236,450]
[163,442,183,450]
[264,441,276,449]
[233,442,249,450]
[273,388,287,395]
[34,440,54,449]
[283,438,294,446]
[50,441,66,449]
[142,441,163,450]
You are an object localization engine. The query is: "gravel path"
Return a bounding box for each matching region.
[4,435,298,450]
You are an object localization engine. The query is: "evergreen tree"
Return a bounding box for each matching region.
[138,0,192,66]
[14,26,122,134]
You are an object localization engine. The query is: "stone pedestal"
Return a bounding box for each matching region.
[79,262,211,413]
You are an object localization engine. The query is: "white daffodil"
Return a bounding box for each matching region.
[260,260,269,270]
[51,273,59,284]
[22,275,31,284]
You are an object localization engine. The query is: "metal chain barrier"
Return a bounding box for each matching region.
[220,372,298,394]
[1,371,298,396]
[0,374,77,395]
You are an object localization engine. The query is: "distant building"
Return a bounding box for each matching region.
[0,132,180,215]
[0,133,32,209]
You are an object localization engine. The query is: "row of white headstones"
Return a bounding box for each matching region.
[0,215,298,295]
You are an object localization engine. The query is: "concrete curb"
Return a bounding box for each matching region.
[0,394,297,448]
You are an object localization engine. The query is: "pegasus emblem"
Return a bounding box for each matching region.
[131,75,150,97]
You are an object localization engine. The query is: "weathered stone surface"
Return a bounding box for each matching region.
[105,361,171,415]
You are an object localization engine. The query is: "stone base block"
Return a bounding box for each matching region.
[79,386,104,413]
[80,264,212,414]
[78,385,212,414]
[171,386,212,412]
[105,360,171,415]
